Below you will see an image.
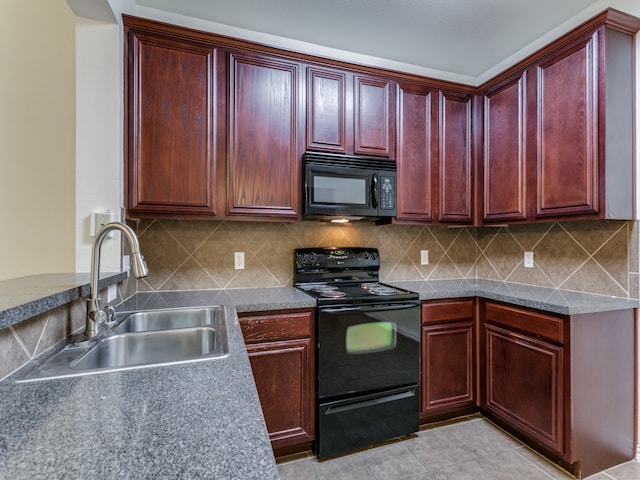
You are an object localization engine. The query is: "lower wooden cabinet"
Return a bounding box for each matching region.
[420,300,476,422]
[239,310,315,456]
[484,322,564,453]
[480,300,636,478]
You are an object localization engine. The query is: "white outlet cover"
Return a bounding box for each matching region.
[234,252,245,270]
[524,251,534,268]
[420,250,429,265]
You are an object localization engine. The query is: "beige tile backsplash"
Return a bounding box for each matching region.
[134,219,638,299]
[3,218,637,381]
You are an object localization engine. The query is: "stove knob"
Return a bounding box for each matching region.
[309,252,317,262]
[370,252,378,260]
[362,251,369,259]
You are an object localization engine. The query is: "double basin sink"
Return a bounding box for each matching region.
[16,306,229,382]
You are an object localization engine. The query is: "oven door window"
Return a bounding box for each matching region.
[317,304,420,399]
[346,322,396,354]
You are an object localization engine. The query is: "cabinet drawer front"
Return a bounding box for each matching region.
[485,303,564,343]
[240,311,313,343]
[422,300,474,324]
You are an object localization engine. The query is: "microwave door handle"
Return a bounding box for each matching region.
[371,174,378,208]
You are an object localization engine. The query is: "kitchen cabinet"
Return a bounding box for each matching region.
[481,11,640,224]
[420,300,476,422]
[395,83,474,224]
[227,51,303,219]
[306,66,395,157]
[482,73,527,223]
[124,23,221,217]
[480,300,635,478]
[438,91,473,223]
[239,309,315,456]
[395,82,437,223]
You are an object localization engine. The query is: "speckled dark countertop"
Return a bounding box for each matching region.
[388,279,639,315]
[0,272,127,329]
[0,287,315,480]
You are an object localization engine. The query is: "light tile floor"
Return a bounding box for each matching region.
[277,416,640,480]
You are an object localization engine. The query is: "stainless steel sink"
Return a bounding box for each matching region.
[15,306,229,382]
[114,306,222,333]
[72,327,218,370]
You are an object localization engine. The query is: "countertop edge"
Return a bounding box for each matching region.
[0,272,128,330]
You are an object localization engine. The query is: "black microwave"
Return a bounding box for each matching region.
[303,152,397,221]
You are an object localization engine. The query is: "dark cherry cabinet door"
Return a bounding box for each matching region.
[246,339,314,451]
[420,300,476,421]
[484,323,564,454]
[483,74,527,222]
[354,74,395,157]
[533,32,599,218]
[126,30,217,216]
[228,52,302,218]
[306,67,348,153]
[438,91,473,223]
[484,322,564,455]
[305,67,394,158]
[240,311,315,456]
[396,83,437,222]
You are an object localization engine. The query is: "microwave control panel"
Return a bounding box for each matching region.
[379,174,396,210]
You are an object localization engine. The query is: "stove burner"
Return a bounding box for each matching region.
[320,290,347,298]
[362,283,399,296]
[312,285,339,293]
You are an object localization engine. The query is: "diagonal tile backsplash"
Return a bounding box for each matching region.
[133,219,638,299]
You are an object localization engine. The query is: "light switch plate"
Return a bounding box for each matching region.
[420,250,429,265]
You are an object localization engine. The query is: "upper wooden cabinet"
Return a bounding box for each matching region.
[395,82,437,222]
[124,24,220,217]
[483,73,527,223]
[227,51,303,219]
[481,11,640,224]
[395,83,474,224]
[306,66,395,157]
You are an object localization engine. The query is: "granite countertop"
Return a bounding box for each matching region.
[389,279,640,315]
[0,277,637,479]
[0,288,314,480]
[0,272,127,329]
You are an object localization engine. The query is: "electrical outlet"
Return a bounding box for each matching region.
[234,252,245,270]
[420,250,429,265]
[90,211,114,237]
[107,284,117,303]
[524,251,534,268]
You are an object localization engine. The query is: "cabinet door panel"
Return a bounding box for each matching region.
[307,68,347,153]
[535,33,598,217]
[128,32,216,215]
[354,75,394,156]
[485,323,563,453]
[421,322,474,416]
[396,83,435,222]
[484,75,527,222]
[439,91,472,222]
[228,52,301,218]
[246,339,315,448]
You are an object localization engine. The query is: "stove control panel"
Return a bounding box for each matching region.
[295,247,380,270]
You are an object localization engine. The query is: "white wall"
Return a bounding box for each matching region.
[0,0,76,281]
[75,18,121,273]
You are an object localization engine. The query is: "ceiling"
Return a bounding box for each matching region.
[134,0,605,82]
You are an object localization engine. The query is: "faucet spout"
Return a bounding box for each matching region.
[82,221,148,342]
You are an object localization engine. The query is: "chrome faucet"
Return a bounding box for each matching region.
[80,221,148,342]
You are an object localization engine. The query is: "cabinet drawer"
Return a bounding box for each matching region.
[240,311,314,344]
[484,303,564,344]
[422,299,474,324]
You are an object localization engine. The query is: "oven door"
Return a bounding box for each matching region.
[317,302,420,400]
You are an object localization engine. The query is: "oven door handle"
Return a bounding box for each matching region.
[325,389,416,415]
[321,303,418,313]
